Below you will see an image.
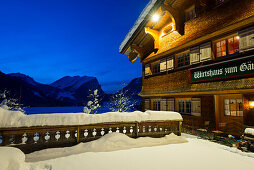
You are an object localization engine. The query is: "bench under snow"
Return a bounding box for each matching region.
[0,108,182,128]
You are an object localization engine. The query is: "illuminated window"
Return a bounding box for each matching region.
[144,64,151,76]
[224,99,243,116]
[160,56,174,72]
[215,35,239,57]
[216,40,227,57]
[228,36,239,55]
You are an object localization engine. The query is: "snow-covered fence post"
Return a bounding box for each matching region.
[178,121,182,136]
[77,126,80,143]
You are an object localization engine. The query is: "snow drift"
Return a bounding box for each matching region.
[0,147,27,170]
[26,132,187,162]
[0,107,182,128]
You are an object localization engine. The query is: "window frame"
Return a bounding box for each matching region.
[151,62,160,75]
[152,99,161,111]
[214,34,239,58]
[224,98,243,117]
[176,51,190,68]
[176,98,201,116]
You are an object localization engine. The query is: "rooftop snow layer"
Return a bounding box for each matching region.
[0,108,182,128]
[119,0,159,53]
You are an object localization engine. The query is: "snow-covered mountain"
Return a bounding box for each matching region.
[50,76,95,91]
[122,77,142,98]
[8,73,41,86]
[50,76,106,105]
[1,71,141,107]
[0,72,106,107]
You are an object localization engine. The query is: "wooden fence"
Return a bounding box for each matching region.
[0,120,182,153]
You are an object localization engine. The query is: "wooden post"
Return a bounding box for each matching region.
[135,122,139,138]
[179,121,182,136]
[77,126,80,143]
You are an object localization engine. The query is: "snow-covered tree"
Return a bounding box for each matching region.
[0,90,25,112]
[109,85,138,112]
[83,89,100,114]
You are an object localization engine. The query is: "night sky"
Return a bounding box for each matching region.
[0,0,149,93]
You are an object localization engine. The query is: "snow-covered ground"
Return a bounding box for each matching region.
[1,133,254,170]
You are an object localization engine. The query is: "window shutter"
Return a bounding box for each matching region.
[160,58,167,72]
[167,98,174,111]
[160,99,167,111]
[191,98,201,116]
[200,42,212,62]
[167,57,174,70]
[239,35,247,51]
[239,26,254,52]
[145,64,151,76]
[190,46,199,65]
[144,99,150,111]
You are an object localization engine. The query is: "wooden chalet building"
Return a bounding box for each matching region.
[119,0,254,136]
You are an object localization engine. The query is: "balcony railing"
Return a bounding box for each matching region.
[0,120,182,153]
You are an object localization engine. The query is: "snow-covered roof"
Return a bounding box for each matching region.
[119,0,160,53]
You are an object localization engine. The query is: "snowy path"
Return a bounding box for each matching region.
[26,133,254,170]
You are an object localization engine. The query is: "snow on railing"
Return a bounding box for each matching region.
[0,109,182,153]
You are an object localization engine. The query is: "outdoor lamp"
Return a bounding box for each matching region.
[249,101,254,108]
[152,14,160,22]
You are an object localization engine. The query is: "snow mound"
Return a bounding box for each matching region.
[0,107,25,127]
[26,132,187,162]
[245,128,254,136]
[0,147,26,170]
[0,108,182,128]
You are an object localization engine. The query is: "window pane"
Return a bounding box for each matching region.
[228,38,234,54]
[191,98,201,116]
[186,100,191,113]
[144,99,150,111]
[224,99,230,115]
[234,36,239,52]
[178,100,184,113]
[167,98,174,111]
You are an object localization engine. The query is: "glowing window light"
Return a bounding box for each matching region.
[152,14,160,22]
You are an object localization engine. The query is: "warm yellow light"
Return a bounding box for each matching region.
[152,14,160,22]
[249,101,254,108]
[236,36,240,40]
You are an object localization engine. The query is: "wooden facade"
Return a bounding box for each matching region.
[120,0,254,136]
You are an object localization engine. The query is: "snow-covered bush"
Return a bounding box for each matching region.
[0,90,24,112]
[83,89,100,114]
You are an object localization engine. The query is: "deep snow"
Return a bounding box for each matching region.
[0,108,182,128]
[1,133,254,170]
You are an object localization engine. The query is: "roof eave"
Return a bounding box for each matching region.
[119,0,164,55]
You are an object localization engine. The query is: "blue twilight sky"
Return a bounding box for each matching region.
[0,0,149,93]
